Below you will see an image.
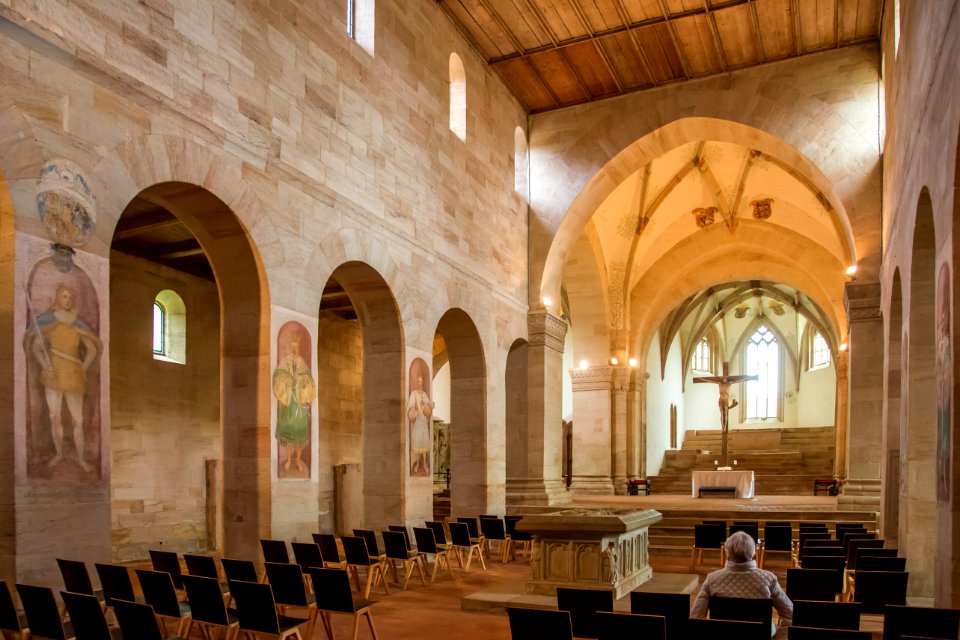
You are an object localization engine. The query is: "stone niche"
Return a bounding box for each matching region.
[518,508,662,599]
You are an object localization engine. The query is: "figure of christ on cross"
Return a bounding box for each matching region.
[693,362,757,468]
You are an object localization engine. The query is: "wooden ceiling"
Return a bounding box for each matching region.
[438,0,880,113]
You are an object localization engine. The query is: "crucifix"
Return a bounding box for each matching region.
[693,362,757,468]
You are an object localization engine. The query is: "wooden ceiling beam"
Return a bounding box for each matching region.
[112,215,182,240]
[611,0,659,86]
[701,0,729,71]
[791,0,803,54]
[747,0,766,63]
[565,0,627,94]
[155,240,205,260]
[655,0,693,79]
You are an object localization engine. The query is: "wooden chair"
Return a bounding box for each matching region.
[856,556,905,572]
[221,558,260,584]
[113,599,188,640]
[182,575,239,640]
[504,516,533,559]
[709,595,773,629]
[342,536,390,598]
[506,607,573,640]
[149,550,185,589]
[629,591,690,640]
[850,546,895,569]
[57,559,103,604]
[95,563,140,607]
[60,591,112,640]
[761,523,793,567]
[16,583,70,640]
[352,530,389,579]
[792,600,861,630]
[686,618,768,640]
[260,539,291,564]
[788,627,871,639]
[291,542,326,573]
[184,554,221,580]
[690,523,726,571]
[478,517,514,563]
[228,580,309,640]
[412,527,454,582]
[263,563,319,640]
[454,518,485,549]
[787,568,843,602]
[381,530,426,590]
[313,534,347,569]
[307,568,380,640]
[136,569,193,637]
[849,570,908,614]
[556,587,613,639]
[595,611,665,640]
[731,521,760,543]
[386,525,413,551]
[425,521,454,553]
[882,604,960,640]
[0,580,26,640]
[448,522,486,572]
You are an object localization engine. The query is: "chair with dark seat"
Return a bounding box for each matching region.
[260,539,291,565]
[629,591,690,640]
[263,563,319,640]
[136,569,193,637]
[595,611,665,640]
[856,556,905,572]
[787,568,844,602]
[221,558,260,584]
[709,595,773,629]
[61,591,113,640]
[799,523,828,532]
[387,525,413,551]
[506,607,573,640]
[799,531,831,547]
[850,570,908,614]
[761,523,794,567]
[0,580,26,640]
[353,530,386,561]
[834,524,867,538]
[504,516,533,559]
[449,522,486,572]
[306,568,380,640]
[792,600,861,630]
[788,628,871,640]
[850,546,896,569]
[291,542,325,573]
[841,533,877,556]
[704,520,727,534]
[312,533,346,568]
[731,521,760,543]
[882,604,960,640]
[802,555,847,575]
[381,530,425,590]
[113,599,187,640]
[479,517,513,563]
[95,563,140,607]
[454,517,485,549]
[183,554,221,580]
[690,523,726,570]
[342,536,390,598]
[556,587,613,639]
[16,583,70,640]
[228,579,309,640]
[412,527,453,583]
[686,618,768,640]
[181,575,239,640]
[424,521,452,553]
[57,559,103,603]
[149,550,185,590]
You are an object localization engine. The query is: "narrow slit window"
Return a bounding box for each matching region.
[153,301,165,355]
[153,289,187,364]
[449,53,466,141]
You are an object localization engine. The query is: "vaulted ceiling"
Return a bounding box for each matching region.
[438,0,881,113]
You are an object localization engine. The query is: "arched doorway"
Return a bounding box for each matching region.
[433,309,488,516]
[505,338,528,492]
[109,182,267,560]
[881,268,902,544]
[905,188,937,597]
[317,262,403,532]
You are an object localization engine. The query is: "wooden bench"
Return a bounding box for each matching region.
[698,486,736,498]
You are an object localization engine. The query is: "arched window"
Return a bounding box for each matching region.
[811,331,831,368]
[514,126,528,199]
[691,335,711,372]
[153,289,186,364]
[346,0,375,54]
[894,0,901,58]
[745,325,779,419]
[449,53,466,141]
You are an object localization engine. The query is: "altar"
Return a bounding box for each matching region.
[516,508,662,599]
[692,470,755,498]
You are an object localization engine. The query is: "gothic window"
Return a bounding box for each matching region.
[745,325,779,419]
[153,290,186,364]
[449,53,466,141]
[811,331,831,368]
[692,335,711,372]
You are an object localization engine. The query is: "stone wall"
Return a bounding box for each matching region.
[109,251,220,561]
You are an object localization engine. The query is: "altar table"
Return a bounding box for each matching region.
[692,470,755,498]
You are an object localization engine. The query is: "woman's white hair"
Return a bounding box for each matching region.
[725,531,756,562]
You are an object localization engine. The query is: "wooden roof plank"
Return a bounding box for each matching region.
[562,40,623,96]
[489,0,553,49]
[492,57,558,111]
[712,3,760,68]
[529,0,588,41]
[798,0,838,51]
[441,0,512,57]
[754,0,796,60]
[599,31,655,89]
[527,49,593,104]
[635,22,687,82]
[620,0,664,22]
[671,14,725,75]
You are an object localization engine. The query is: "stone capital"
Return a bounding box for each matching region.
[612,366,633,392]
[528,310,568,352]
[844,282,881,324]
[570,365,613,392]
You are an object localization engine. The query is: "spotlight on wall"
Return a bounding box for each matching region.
[610,357,619,366]
[628,358,638,368]
[845,265,858,277]
[542,296,553,308]
[579,360,589,370]
[839,341,849,351]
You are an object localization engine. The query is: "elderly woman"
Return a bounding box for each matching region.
[690,531,793,637]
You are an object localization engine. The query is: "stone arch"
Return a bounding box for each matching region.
[565,232,613,363]
[538,117,865,307]
[322,261,405,530]
[905,187,937,597]
[505,338,528,484]
[882,267,903,546]
[434,308,488,515]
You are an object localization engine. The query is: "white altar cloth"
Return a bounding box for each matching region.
[692,470,755,498]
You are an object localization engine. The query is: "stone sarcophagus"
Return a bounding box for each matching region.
[517,508,662,599]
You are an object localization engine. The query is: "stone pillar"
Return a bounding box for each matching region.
[570,365,614,495]
[611,367,633,494]
[838,282,883,510]
[507,310,570,505]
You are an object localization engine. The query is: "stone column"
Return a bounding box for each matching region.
[570,365,614,495]
[838,282,883,510]
[610,366,633,494]
[506,310,570,505]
